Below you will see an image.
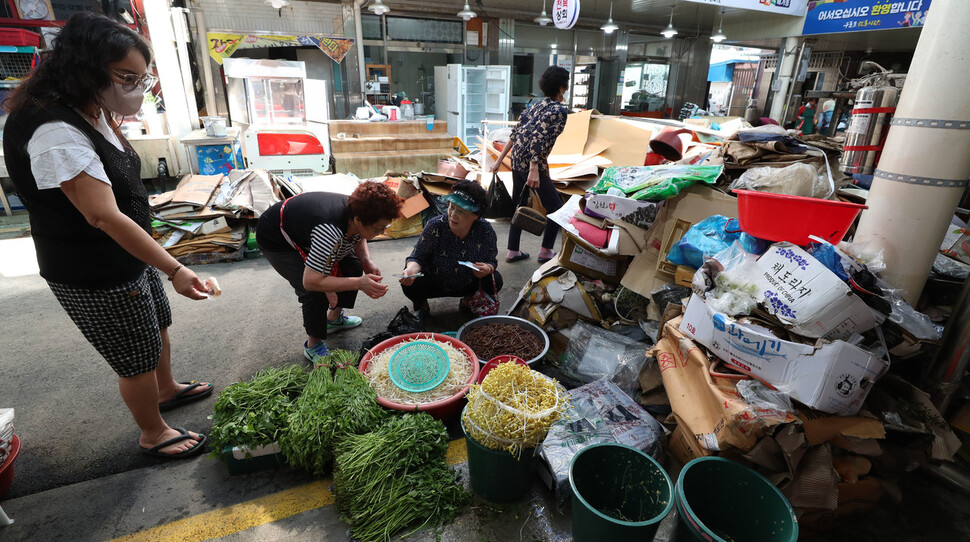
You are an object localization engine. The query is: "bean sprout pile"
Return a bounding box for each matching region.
[363,337,474,405]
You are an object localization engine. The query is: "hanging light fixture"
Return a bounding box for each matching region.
[534,0,553,26]
[661,5,678,38]
[711,8,726,42]
[457,0,477,21]
[369,0,389,15]
[601,1,619,34]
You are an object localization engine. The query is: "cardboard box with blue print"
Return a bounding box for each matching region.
[679,293,888,416]
[755,243,877,340]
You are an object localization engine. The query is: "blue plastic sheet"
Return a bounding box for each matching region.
[666,215,768,269]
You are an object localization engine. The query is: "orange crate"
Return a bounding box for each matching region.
[0,28,41,47]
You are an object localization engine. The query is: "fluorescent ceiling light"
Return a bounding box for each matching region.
[710,9,726,42]
[534,0,552,25]
[661,6,677,38]
[369,0,389,15]
[601,2,618,33]
[457,1,476,21]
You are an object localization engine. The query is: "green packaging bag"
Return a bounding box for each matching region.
[590,165,723,201]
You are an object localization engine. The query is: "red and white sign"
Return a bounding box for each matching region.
[553,0,580,29]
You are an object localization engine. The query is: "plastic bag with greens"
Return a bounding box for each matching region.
[590,165,723,201]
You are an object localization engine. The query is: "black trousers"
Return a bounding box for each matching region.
[401,272,503,310]
[262,249,362,339]
[507,164,564,251]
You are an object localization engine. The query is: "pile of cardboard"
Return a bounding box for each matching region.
[150,170,281,259]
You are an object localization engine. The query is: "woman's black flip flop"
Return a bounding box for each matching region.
[505,252,530,263]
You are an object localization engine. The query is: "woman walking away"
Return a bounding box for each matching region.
[491,65,570,265]
[256,182,402,360]
[3,13,215,459]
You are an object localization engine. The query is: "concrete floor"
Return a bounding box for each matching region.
[2,218,970,541]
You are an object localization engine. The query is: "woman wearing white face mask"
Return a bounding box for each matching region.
[3,13,214,460]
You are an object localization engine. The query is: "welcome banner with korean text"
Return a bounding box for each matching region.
[681,0,808,16]
[802,0,930,35]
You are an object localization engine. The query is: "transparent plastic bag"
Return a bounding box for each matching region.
[701,243,763,316]
[730,162,832,199]
[538,379,665,507]
[560,321,648,398]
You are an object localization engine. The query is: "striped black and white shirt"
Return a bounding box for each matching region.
[254,191,361,274]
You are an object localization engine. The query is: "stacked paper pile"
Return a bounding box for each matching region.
[149,170,281,257]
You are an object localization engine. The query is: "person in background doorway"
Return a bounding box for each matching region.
[490,65,569,265]
[399,180,502,323]
[256,182,402,360]
[797,98,817,135]
[3,13,214,459]
[817,99,836,134]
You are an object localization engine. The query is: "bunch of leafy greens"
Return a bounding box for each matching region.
[279,350,388,474]
[333,413,468,541]
[209,364,308,455]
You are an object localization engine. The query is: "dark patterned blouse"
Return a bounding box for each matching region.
[406,214,499,289]
[509,97,568,174]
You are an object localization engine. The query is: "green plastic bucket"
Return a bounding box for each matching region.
[462,416,535,502]
[671,457,798,542]
[568,443,673,542]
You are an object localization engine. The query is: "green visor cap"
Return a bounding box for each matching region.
[443,190,480,213]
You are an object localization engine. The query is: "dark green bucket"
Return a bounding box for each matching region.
[568,443,673,542]
[671,457,798,542]
[462,418,535,503]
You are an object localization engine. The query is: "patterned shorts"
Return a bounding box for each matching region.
[48,267,173,378]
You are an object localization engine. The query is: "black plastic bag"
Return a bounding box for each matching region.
[483,174,514,219]
[388,306,423,335]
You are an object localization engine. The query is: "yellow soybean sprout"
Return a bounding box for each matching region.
[462,362,566,457]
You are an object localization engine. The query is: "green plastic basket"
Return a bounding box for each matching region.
[388,340,451,392]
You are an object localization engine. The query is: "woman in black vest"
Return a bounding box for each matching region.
[256,182,402,360]
[3,13,213,459]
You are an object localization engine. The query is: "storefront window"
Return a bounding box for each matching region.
[620,63,669,113]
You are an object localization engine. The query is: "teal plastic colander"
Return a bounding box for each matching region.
[388,341,451,393]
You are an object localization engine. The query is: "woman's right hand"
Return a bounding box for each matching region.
[173,267,209,300]
[399,262,422,286]
[489,162,501,174]
[526,167,540,188]
[359,273,389,299]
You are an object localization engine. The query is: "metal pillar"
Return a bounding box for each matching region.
[853,0,970,303]
[768,36,803,123]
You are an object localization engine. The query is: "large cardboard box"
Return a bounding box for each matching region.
[756,243,876,340]
[558,231,629,283]
[619,185,737,297]
[679,294,888,416]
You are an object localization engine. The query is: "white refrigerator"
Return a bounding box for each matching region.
[434,64,511,143]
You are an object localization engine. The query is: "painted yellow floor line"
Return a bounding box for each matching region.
[112,438,468,542]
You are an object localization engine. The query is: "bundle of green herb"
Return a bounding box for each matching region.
[280,350,388,474]
[333,413,468,542]
[209,364,308,455]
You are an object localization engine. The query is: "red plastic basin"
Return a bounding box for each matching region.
[359,332,479,421]
[477,355,528,384]
[734,189,868,245]
[0,435,20,499]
